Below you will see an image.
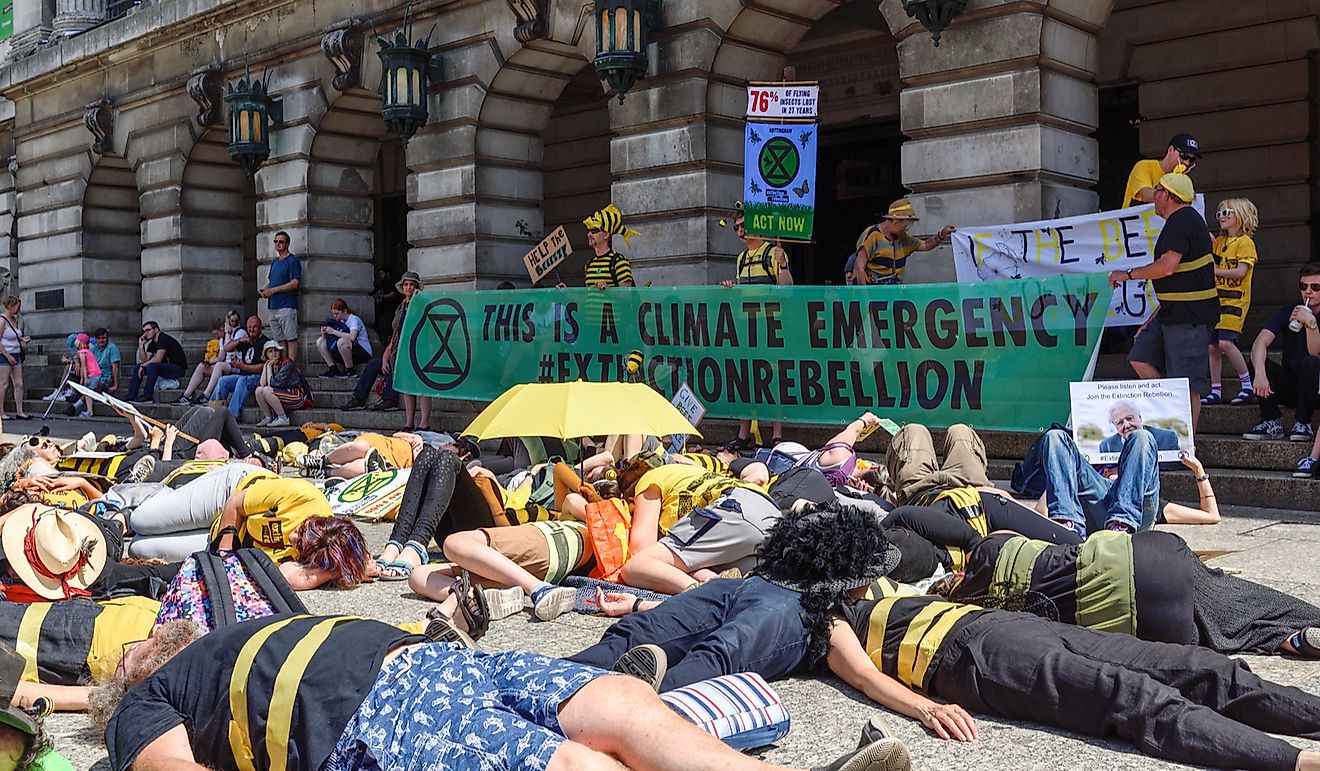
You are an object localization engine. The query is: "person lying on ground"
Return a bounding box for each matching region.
[409,518,594,622]
[935,527,1320,657]
[93,615,911,771]
[0,683,76,769]
[0,595,160,711]
[0,503,180,604]
[293,430,424,480]
[1030,447,1221,526]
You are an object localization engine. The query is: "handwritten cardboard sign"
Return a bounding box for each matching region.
[523,226,572,284]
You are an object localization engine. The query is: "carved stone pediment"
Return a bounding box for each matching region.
[186,67,224,128]
[322,22,367,92]
[84,99,114,155]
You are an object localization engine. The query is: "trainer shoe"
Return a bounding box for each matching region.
[813,738,911,771]
[857,714,896,749]
[1294,457,1319,478]
[364,448,389,473]
[268,416,291,428]
[1291,627,1320,657]
[170,394,191,405]
[317,367,341,379]
[612,644,667,691]
[124,454,156,484]
[1290,422,1316,442]
[255,416,272,427]
[295,453,327,478]
[1243,419,1284,441]
[530,585,576,621]
[343,395,367,411]
[484,587,527,620]
[370,399,399,412]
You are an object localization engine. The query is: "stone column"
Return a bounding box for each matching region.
[8,0,54,59]
[52,0,103,38]
[880,1,1105,282]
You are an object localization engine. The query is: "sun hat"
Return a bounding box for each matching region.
[881,199,920,221]
[1,504,107,600]
[395,271,425,293]
[261,340,285,355]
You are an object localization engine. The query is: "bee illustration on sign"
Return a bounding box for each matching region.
[798,130,813,147]
[749,180,762,195]
[748,128,762,145]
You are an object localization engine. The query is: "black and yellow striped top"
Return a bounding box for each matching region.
[583,250,634,287]
[849,595,988,690]
[1151,207,1218,325]
[736,242,780,285]
[0,596,160,685]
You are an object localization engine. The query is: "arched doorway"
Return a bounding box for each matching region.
[81,154,142,338]
[308,91,408,341]
[542,67,614,285]
[180,129,257,322]
[785,2,903,284]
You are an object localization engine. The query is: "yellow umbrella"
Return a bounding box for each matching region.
[463,381,701,441]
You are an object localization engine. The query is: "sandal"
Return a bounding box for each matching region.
[449,569,491,641]
[1200,391,1223,405]
[377,560,413,581]
[403,540,430,565]
[1230,387,1256,405]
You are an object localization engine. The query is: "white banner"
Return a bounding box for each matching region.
[746,84,820,120]
[952,197,1205,327]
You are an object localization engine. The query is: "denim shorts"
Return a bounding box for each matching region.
[323,643,606,771]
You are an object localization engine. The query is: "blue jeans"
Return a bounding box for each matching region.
[1042,428,1159,534]
[567,576,809,691]
[127,361,185,400]
[211,373,260,418]
[352,357,398,402]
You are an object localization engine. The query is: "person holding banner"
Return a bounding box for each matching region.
[851,199,954,287]
[1121,133,1200,207]
[580,204,637,289]
[1109,167,1217,428]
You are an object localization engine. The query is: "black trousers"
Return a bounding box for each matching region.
[1260,356,1320,423]
[175,405,252,459]
[389,446,495,550]
[932,614,1319,770]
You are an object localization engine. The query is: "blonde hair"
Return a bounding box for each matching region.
[1218,198,1258,236]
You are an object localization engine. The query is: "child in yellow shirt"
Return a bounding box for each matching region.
[1203,198,1259,405]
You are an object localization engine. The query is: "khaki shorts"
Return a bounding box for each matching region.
[481,520,591,585]
[660,487,781,574]
[267,307,298,342]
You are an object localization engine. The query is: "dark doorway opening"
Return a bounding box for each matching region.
[791,122,904,285]
[1096,85,1141,210]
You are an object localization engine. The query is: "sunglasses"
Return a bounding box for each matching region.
[1301,282,1320,292]
[1215,209,1236,219]
[586,228,602,235]
[1178,152,1199,163]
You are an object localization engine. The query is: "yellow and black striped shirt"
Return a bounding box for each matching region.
[583,250,634,287]
[736,243,781,285]
[850,595,987,690]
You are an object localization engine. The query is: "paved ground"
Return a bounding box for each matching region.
[11,416,1320,770]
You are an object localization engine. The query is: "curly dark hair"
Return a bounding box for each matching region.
[754,501,898,664]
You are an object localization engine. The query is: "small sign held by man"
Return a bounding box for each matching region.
[523,226,573,284]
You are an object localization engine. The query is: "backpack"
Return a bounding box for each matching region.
[1010,423,1070,499]
[154,526,307,632]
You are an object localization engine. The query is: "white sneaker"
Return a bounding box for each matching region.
[531,585,576,621]
[255,416,272,427]
[268,416,291,428]
[483,587,527,620]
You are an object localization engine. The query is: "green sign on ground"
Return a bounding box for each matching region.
[393,274,1111,431]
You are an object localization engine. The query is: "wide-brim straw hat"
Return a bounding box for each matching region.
[1,503,107,600]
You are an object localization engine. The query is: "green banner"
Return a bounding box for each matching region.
[394,274,1111,431]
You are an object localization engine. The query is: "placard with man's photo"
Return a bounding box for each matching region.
[1070,378,1194,465]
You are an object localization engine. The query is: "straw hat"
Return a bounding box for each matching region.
[881,199,920,221]
[1,504,107,600]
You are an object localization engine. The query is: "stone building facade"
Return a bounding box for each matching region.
[0,0,1314,350]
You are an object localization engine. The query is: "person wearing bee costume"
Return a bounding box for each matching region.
[580,204,638,289]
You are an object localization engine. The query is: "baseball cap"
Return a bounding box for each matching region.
[1169,133,1201,158]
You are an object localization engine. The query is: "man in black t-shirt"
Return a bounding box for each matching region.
[98,615,904,771]
[1108,169,1217,429]
[1243,262,1320,452]
[125,321,189,403]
